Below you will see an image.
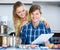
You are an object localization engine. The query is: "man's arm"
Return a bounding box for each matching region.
[20,26,26,44]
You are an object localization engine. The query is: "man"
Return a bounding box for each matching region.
[20,4,53,48]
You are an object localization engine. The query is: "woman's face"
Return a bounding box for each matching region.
[16,5,26,18]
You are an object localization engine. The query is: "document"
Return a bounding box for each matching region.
[31,33,54,44]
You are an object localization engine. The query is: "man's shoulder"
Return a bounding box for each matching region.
[39,21,45,25]
[38,21,45,27]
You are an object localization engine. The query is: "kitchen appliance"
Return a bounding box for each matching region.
[0,16,8,35]
[0,36,20,47]
[0,31,20,47]
[53,33,60,44]
[0,25,8,34]
[0,21,8,35]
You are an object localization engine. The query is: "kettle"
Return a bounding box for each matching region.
[8,32,16,47]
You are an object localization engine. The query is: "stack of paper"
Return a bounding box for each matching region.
[32,34,54,44]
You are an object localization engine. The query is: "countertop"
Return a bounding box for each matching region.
[0,46,60,50]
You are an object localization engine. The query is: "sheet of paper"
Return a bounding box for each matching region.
[31,33,54,44]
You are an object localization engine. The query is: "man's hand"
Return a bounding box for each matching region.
[30,44,36,49]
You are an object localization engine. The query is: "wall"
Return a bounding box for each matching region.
[33,2,60,32]
[0,2,60,33]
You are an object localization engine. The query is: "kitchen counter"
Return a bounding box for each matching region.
[0,46,60,50]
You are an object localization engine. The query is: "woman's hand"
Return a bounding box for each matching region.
[18,38,22,44]
[40,17,50,28]
[44,21,50,28]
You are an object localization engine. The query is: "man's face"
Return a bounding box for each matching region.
[30,10,41,23]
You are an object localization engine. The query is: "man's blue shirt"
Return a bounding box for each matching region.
[20,21,51,44]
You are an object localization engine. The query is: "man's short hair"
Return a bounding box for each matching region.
[29,4,42,14]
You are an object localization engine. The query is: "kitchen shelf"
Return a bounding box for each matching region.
[33,1,60,6]
[0,3,32,5]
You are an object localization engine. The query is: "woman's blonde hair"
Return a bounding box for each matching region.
[13,1,28,36]
[13,1,24,36]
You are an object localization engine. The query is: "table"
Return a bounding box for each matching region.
[0,46,60,50]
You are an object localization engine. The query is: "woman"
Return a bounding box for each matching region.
[13,1,50,36]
